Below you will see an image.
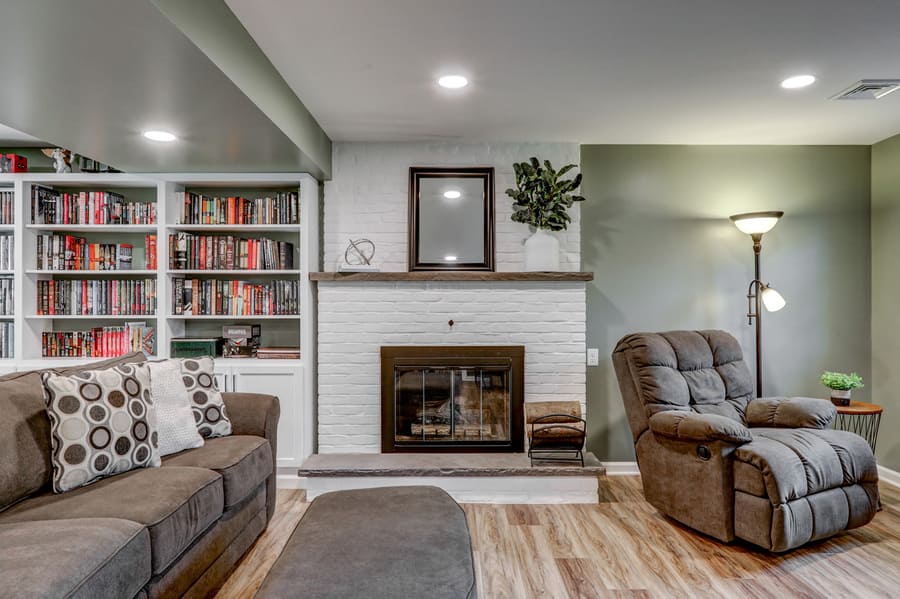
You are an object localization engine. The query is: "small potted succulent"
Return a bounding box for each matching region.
[506,157,586,271]
[820,371,864,406]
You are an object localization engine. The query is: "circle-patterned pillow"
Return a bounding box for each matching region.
[180,356,232,438]
[42,363,160,493]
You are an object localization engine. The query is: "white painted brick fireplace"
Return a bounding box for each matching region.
[316,281,587,453]
[315,141,588,455]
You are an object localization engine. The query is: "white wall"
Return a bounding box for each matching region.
[317,281,586,453]
[323,142,581,271]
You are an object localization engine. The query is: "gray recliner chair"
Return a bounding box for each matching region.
[613,330,879,552]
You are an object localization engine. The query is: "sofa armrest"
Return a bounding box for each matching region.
[222,392,280,522]
[648,410,752,445]
[746,396,836,429]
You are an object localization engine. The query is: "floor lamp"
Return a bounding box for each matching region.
[730,211,786,398]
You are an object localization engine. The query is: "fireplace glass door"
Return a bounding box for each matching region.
[381,346,524,452]
[394,366,510,446]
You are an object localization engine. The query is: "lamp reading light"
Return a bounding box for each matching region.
[760,285,786,312]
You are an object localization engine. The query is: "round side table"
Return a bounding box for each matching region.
[832,400,883,454]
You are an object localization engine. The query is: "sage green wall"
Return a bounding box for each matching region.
[871,132,900,470]
[581,145,871,461]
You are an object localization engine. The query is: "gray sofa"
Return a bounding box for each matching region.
[613,330,879,552]
[0,352,279,598]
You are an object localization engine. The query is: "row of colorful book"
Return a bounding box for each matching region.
[0,278,13,316]
[172,278,299,316]
[0,234,12,270]
[37,278,157,316]
[36,234,156,271]
[0,190,13,224]
[41,323,155,358]
[0,322,12,358]
[169,233,294,270]
[32,186,156,225]
[177,191,299,225]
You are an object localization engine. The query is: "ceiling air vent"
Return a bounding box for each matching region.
[831,79,900,100]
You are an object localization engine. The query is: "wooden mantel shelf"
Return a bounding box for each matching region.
[309,271,594,282]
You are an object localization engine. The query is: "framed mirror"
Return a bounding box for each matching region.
[408,166,495,271]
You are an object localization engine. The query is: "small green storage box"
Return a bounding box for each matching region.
[170,337,224,358]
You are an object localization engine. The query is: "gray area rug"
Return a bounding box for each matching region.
[257,486,477,599]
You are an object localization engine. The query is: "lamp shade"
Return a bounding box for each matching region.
[761,285,786,312]
[730,211,784,235]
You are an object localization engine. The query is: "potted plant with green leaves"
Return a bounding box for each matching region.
[506,157,586,271]
[820,371,864,406]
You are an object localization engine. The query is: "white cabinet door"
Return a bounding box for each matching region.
[212,368,230,393]
[230,365,305,467]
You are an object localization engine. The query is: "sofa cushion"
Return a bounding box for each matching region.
[0,351,147,511]
[734,428,878,504]
[0,372,53,512]
[148,359,204,457]
[162,436,272,509]
[0,466,223,575]
[42,363,161,492]
[178,357,232,438]
[0,518,150,599]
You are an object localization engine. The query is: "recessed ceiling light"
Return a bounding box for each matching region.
[142,130,177,142]
[781,75,816,89]
[438,75,468,89]
[443,190,461,199]
[444,255,458,261]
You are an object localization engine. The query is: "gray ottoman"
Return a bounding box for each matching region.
[257,486,477,599]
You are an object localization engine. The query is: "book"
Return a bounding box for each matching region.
[256,347,301,359]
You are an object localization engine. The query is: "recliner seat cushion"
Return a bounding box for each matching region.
[0,466,223,575]
[162,436,272,509]
[0,518,150,599]
[734,428,878,504]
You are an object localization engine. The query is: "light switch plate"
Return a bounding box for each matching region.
[587,348,600,366]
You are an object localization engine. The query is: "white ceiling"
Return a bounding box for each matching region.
[227,0,900,144]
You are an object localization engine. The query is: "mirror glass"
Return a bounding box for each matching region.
[409,167,494,271]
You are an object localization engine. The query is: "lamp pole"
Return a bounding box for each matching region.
[751,233,763,398]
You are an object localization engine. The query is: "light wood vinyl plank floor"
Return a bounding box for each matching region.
[216,477,900,599]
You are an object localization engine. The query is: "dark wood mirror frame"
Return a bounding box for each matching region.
[408,166,495,271]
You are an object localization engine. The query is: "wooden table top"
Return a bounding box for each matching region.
[832,400,883,415]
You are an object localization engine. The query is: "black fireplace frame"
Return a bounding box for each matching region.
[380,346,525,453]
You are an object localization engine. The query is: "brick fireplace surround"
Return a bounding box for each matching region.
[315,275,588,453]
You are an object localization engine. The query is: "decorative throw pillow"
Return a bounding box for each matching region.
[42,363,160,493]
[147,359,204,456]
[179,356,232,438]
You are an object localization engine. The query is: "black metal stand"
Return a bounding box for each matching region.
[527,414,586,467]
[835,411,882,454]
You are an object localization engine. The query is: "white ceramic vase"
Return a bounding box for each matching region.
[524,229,559,271]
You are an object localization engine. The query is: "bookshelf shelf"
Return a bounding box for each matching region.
[0,225,14,232]
[167,224,301,233]
[168,314,300,320]
[0,270,13,275]
[0,315,13,320]
[26,269,158,276]
[26,224,157,233]
[27,314,157,320]
[168,269,301,276]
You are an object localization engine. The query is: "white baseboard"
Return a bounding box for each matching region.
[601,461,640,476]
[878,465,900,488]
[276,472,307,490]
[305,476,600,504]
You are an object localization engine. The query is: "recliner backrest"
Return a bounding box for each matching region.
[612,330,754,442]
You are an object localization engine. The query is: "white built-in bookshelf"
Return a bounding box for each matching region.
[0,172,321,468]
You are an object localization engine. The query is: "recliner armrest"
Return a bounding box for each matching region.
[648,410,752,445]
[746,396,836,429]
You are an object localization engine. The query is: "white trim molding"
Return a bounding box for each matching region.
[878,465,900,488]
[601,461,640,476]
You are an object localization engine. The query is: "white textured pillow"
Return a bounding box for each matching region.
[148,359,204,456]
